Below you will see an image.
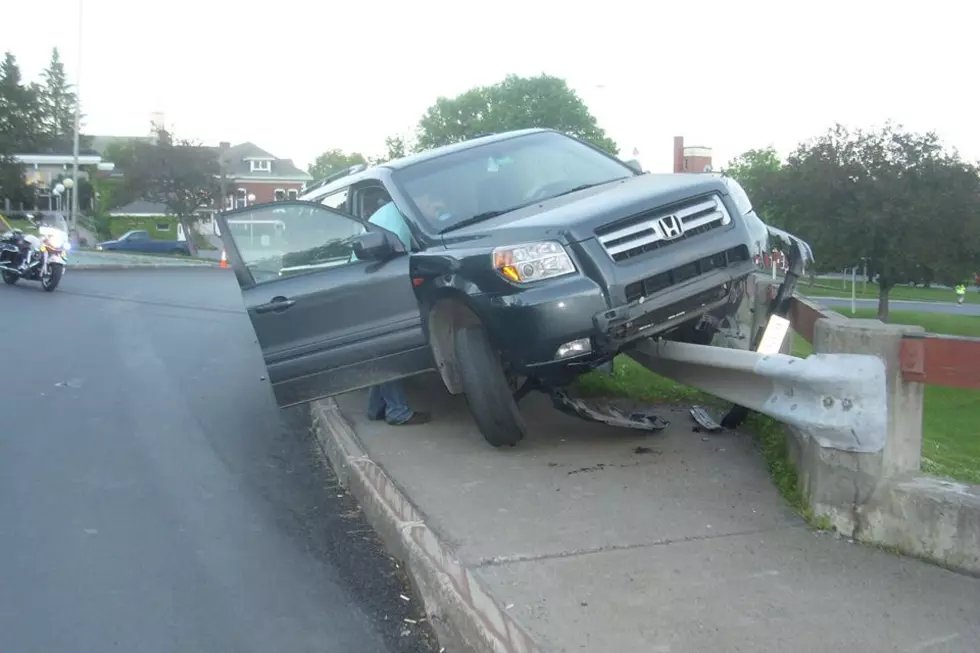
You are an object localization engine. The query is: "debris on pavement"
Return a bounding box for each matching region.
[551,390,670,432]
[690,405,724,432]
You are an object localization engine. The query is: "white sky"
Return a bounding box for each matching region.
[4,0,974,173]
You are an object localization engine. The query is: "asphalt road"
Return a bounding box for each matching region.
[807,295,980,316]
[0,269,437,653]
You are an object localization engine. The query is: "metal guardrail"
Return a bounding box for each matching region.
[788,295,980,390]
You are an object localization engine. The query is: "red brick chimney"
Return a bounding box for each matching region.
[673,136,713,173]
[673,136,684,173]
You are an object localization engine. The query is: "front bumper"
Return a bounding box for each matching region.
[473,218,766,382]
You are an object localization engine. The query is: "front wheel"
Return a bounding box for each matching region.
[2,270,18,285]
[453,325,527,447]
[41,264,64,292]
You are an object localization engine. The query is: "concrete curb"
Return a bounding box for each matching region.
[71,263,224,271]
[310,399,548,653]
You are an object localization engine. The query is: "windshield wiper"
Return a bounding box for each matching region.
[438,179,630,235]
[439,201,537,234]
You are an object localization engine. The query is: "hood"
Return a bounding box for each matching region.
[441,173,732,249]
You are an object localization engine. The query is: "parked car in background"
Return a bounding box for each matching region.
[96,230,191,256]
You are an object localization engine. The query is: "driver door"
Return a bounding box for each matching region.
[217,200,432,408]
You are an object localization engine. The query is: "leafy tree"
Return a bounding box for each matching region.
[124,129,223,256]
[722,147,785,226]
[370,135,407,165]
[777,123,980,320]
[415,74,617,154]
[308,148,367,181]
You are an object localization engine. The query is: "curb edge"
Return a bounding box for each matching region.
[310,399,548,653]
[71,263,224,271]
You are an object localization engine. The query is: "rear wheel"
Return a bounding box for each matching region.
[41,264,63,292]
[2,270,18,285]
[453,325,527,447]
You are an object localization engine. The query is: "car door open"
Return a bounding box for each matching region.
[216,200,433,408]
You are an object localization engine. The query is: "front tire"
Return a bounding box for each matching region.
[2,270,18,285]
[453,325,527,447]
[41,264,63,292]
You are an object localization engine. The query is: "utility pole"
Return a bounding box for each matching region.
[69,0,83,242]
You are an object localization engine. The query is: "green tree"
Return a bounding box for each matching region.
[124,129,223,256]
[307,148,367,181]
[722,147,784,226]
[0,52,42,206]
[370,135,407,165]
[777,123,980,320]
[37,48,78,153]
[415,74,617,154]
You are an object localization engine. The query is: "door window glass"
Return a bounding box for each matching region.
[224,203,365,284]
[321,188,349,212]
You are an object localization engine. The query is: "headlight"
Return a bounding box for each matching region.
[491,241,576,283]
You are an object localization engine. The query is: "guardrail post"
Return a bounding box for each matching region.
[789,317,926,536]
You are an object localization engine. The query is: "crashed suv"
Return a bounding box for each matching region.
[217,129,808,447]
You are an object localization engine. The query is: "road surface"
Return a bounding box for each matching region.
[805,295,980,316]
[0,269,437,653]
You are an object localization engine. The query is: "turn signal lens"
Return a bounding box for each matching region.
[491,241,575,284]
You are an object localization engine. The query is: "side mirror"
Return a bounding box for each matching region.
[353,230,396,261]
[624,159,643,173]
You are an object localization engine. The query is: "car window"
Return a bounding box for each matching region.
[393,131,633,232]
[321,188,349,212]
[224,203,366,284]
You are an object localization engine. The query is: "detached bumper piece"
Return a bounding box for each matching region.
[550,390,670,432]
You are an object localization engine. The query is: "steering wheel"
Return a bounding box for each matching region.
[523,181,569,203]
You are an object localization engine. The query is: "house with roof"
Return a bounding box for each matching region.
[218,142,313,210]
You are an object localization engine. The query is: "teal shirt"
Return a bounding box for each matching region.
[368,202,412,249]
[350,201,412,262]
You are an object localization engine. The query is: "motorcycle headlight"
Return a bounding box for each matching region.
[492,241,576,283]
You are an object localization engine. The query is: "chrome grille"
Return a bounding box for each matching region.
[596,195,732,262]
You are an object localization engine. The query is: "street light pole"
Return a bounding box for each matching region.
[69,0,83,241]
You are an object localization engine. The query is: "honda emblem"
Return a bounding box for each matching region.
[657,214,684,240]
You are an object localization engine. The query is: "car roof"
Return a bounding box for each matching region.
[379,128,551,170]
[300,128,554,201]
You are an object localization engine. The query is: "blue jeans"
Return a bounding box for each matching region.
[367,380,414,424]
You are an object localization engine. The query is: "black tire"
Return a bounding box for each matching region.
[41,264,63,292]
[453,325,527,447]
[2,270,18,285]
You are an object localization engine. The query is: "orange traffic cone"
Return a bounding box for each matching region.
[220,249,228,269]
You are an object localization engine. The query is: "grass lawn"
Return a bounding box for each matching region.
[801,277,977,305]
[575,307,980,492]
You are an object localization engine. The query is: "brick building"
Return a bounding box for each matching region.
[672,136,713,173]
[218,142,313,209]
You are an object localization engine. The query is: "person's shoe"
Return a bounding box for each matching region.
[389,411,431,426]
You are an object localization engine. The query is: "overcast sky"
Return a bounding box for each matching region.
[4,0,972,173]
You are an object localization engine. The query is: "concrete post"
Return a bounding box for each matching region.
[788,317,926,536]
[813,318,925,476]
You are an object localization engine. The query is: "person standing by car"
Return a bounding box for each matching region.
[361,199,431,426]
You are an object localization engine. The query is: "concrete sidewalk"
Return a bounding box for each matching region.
[70,250,220,270]
[316,374,980,653]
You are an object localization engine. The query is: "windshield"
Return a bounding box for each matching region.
[37,212,68,233]
[393,131,634,232]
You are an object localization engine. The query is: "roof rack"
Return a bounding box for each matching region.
[302,163,368,194]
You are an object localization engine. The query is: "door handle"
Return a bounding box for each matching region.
[254,296,296,314]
